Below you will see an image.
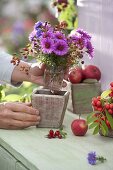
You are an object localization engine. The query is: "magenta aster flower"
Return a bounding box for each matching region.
[54,31,66,40]
[69,35,80,43]
[53,40,68,56]
[42,31,54,39]
[86,41,94,58]
[45,23,54,32]
[77,29,91,40]
[69,31,94,58]
[40,38,54,54]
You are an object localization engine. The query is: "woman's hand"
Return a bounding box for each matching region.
[11,61,68,87]
[11,61,45,86]
[29,63,69,87]
[0,102,40,129]
[28,63,45,85]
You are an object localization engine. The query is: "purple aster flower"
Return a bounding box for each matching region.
[34,21,43,31]
[53,40,68,56]
[70,35,81,43]
[54,31,66,40]
[68,35,80,47]
[69,35,86,50]
[29,30,36,42]
[40,38,54,54]
[76,29,91,40]
[36,28,42,38]
[87,152,106,165]
[42,31,54,39]
[87,152,96,165]
[44,23,54,32]
[86,41,94,58]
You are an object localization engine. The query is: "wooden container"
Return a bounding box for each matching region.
[71,82,101,114]
[99,129,113,138]
[31,88,69,128]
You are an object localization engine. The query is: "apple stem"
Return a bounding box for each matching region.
[79,114,81,119]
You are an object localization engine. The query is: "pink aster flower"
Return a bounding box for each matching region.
[42,31,54,39]
[54,31,66,40]
[40,38,54,54]
[53,40,68,56]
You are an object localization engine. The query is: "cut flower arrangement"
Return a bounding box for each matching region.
[87,82,113,137]
[21,21,93,68]
[12,20,94,91]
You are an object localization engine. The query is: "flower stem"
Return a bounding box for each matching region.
[96,156,107,163]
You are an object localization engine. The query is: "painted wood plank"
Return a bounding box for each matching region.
[0,146,17,170]
[16,162,29,170]
[0,110,113,170]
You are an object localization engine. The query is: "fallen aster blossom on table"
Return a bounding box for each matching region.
[87,151,107,165]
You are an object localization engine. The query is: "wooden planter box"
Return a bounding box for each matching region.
[71,82,101,114]
[99,129,113,138]
[31,88,69,128]
[70,82,101,114]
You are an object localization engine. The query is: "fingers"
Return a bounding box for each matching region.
[30,75,44,85]
[5,102,39,115]
[1,110,40,122]
[29,63,45,85]
[0,118,40,130]
[23,102,32,106]
[0,102,41,129]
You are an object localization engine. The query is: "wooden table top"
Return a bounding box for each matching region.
[0,110,112,170]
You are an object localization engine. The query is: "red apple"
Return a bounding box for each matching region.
[71,119,88,136]
[68,67,83,84]
[82,65,101,81]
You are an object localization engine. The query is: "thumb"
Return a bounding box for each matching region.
[30,75,44,85]
[29,63,46,76]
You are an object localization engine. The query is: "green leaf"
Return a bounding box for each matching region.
[101,99,105,107]
[0,85,3,91]
[28,55,35,61]
[101,125,107,136]
[4,94,21,102]
[101,89,111,99]
[87,111,99,118]
[87,116,98,124]
[105,110,113,129]
[58,0,78,29]
[101,120,109,135]
[93,125,99,135]
[89,122,99,129]
[87,112,94,119]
